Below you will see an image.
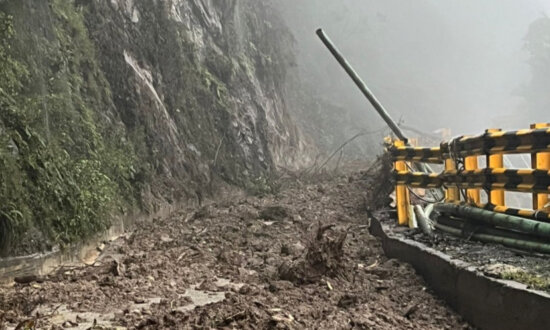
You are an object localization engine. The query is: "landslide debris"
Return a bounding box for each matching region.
[0,170,470,329]
[278,223,348,284]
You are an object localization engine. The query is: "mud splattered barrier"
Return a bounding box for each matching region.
[370,217,550,330]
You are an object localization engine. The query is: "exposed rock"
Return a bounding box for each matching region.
[259,206,289,221]
[0,0,313,255]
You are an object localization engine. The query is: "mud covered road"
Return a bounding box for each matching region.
[0,171,470,329]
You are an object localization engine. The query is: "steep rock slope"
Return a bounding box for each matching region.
[0,0,311,255]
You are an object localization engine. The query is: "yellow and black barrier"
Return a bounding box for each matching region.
[440,127,550,158]
[444,168,550,194]
[394,168,550,193]
[388,146,443,164]
[394,171,443,188]
[388,123,550,227]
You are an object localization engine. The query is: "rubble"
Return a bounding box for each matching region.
[0,171,469,329]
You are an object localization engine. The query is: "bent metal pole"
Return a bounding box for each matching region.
[316,28,438,181]
[316,28,407,141]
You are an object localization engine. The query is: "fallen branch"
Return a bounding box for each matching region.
[300,127,387,178]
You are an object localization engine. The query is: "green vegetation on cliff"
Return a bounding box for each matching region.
[0,0,304,256]
[0,2,138,255]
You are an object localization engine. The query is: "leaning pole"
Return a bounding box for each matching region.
[315,28,407,141]
[316,28,438,180]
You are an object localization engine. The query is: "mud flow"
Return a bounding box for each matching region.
[0,170,470,329]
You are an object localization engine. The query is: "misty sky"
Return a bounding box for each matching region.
[278,0,548,137]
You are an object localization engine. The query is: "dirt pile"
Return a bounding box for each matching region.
[279,223,347,284]
[0,170,470,329]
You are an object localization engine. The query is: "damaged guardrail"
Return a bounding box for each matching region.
[315,27,550,253]
[396,168,550,194]
[388,123,550,253]
[316,28,444,203]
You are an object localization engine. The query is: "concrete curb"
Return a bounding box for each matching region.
[370,217,550,330]
[0,202,180,282]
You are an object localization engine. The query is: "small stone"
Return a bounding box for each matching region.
[238,285,251,295]
[97,243,106,252]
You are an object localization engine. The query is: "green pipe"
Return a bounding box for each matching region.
[435,203,550,239]
[434,222,550,254]
[437,215,550,243]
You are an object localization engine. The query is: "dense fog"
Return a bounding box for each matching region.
[276,0,549,140]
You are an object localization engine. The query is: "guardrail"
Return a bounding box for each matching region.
[315,27,550,252]
[388,123,550,230]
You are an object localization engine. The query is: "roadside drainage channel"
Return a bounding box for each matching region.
[369,217,550,330]
[0,219,126,284]
[0,202,180,283]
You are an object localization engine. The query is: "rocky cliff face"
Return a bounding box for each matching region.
[84,0,312,200]
[0,0,311,255]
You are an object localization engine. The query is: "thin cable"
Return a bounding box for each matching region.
[315,127,388,172]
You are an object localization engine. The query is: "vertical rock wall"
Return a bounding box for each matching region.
[0,0,312,255]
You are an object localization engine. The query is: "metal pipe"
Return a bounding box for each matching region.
[424,204,435,218]
[316,28,444,203]
[435,203,550,239]
[316,28,441,183]
[437,215,547,242]
[414,205,433,236]
[316,28,407,141]
[434,222,550,255]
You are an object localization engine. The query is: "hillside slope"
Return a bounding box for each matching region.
[0,0,311,256]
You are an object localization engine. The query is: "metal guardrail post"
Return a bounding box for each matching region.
[394,140,411,226]
[486,128,505,206]
[444,159,459,202]
[531,123,550,210]
[465,156,481,204]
